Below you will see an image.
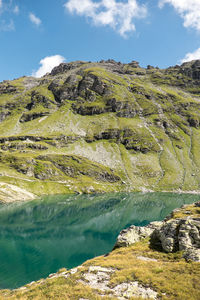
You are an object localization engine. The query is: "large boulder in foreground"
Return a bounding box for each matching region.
[114,201,200,262]
[151,217,200,261]
[114,221,162,249]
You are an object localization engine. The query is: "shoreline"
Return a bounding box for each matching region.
[1,187,200,204]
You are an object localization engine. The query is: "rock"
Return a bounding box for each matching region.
[26,91,54,110]
[112,281,158,299]
[106,98,136,117]
[113,221,162,249]
[184,248,200,262]
[37,154,121,183]
[188,116,199,128]
[94,128,159,153]
[151,219,180,252]
[147,65,154,70]
[72,104,105,116]
[0,82,17,94]
[0,183,35,203]
[80,265,158,299]
[49,73,108,103]
[136,256,158,262]
[81,266,114,292]
[128,61,140,68]
[151,216,200,261]
[114,202,200,262]
[50,61,86,76]
[20,112,49,123]
[180,60,200,80]
[0,111,10,123]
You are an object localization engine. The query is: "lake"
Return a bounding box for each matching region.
[0,192,199,289]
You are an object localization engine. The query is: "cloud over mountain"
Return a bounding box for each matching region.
[64,0,147,37]
[159,0,200,31]
[32,55,66,78]
[180,47,200,64]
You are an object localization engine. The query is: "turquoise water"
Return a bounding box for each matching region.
[0,192,199,289]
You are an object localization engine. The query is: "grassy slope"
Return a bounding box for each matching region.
[1,62,200,200]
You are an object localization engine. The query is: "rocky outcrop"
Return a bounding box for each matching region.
[26,91,55,110]
[0,111,10,123]
[1,201,199,298]
[151,211,200,262]
[114,221,162,249]
[2,59,200,196]
[37,154,121,183]
[79,266,158,299]
[1,142,48,151]
[20,112,49,123]
[72,104,105,116]
[72,98,137,117]
[94,128,159,153]
[48,72,109,103]
[50,61,86,76]
[0,183,35,203]
[114,202,200,262]
[179,60,200,80]
[0,82,17,94]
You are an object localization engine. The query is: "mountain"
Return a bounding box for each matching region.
[1,59,200,201]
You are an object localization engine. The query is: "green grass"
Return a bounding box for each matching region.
[1,61,200,196]
[2,231,199,299]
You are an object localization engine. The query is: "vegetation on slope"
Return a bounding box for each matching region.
[1,59,200,200]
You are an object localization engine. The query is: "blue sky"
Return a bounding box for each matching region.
[0,0,200,81]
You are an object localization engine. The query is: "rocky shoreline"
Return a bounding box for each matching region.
[0,201,199,299]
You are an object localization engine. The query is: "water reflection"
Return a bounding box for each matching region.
[0,192,199,289]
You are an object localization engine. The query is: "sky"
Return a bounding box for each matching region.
[0,0,200,81]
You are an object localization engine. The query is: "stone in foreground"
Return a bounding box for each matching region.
[115,202,200,262]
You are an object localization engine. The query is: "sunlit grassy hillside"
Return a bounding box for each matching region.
[1,59,200,200]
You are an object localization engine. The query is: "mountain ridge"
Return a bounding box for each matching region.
[1,59,200,201]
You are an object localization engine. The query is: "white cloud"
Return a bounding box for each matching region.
[180,48,200,64]
[0,19,15,31]
[64,0,147,37]
[29,12,41,26]
[13,5,19,15]
[32,55,66,78]
[159,0,200,31]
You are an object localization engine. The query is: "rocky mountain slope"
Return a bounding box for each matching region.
[1,201,199,299]
[1,59,200,201]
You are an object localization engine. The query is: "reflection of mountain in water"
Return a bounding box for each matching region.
[0,192,199,289]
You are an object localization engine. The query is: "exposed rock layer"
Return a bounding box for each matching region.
[1,59,200,199]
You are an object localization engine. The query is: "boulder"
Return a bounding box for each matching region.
[151,216,200,261]
[128,61,140,68]
[180,60,200,80]
[114,202,200,262]
[113,221,162,249]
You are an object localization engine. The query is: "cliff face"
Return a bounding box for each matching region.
[1,59,200,200]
